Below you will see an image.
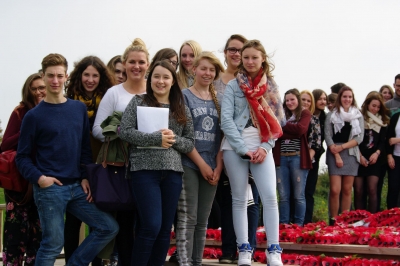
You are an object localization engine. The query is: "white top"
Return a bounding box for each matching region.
[394,118,400,156]
[92,83,137,141]
[221,126,261,152]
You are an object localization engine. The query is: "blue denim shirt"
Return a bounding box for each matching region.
[221,79,284,156]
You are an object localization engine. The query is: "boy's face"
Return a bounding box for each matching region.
[42,65,68,96]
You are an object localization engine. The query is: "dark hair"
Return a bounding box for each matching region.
[18,73,43,111]
[335,86,358,112]
[148,48,178,74]
[331,82,346,94]
[395,74,400,82]
[361,91,390,125]
[283,88,303,121]
[65,56,114,99]
[328,93,337,103]
[223,34,248,66]
[312,89,327,106]
[141,60,187,125]
[236,39,274,78]
[41,53,68,73]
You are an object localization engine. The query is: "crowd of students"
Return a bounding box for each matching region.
[1,34,400,266]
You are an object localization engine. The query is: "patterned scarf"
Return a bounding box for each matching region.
[237,69,283,142]
[365,111,386,133]
[74,93,102,118]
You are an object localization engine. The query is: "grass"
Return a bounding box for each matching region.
[0,188,4,204]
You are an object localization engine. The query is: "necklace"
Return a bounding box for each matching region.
[193,85,210,104]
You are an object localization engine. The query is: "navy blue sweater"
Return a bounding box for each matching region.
[16,99,92,184]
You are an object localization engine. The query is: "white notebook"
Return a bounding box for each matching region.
[137,106,169,149]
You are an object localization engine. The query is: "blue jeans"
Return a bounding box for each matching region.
[276,155,308,225]
[33,182,119,266]
[131,170,182,266]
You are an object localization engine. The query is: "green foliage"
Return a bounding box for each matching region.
[0,188,4,204]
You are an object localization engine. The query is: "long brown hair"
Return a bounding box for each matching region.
[65,56,114,98]
[141,60,187,125]
[283,88,303,121]
[335,86,358,112]
[19,73,43,111]
[361,91,390,125]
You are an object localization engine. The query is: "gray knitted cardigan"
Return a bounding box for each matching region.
[119,95,195,172]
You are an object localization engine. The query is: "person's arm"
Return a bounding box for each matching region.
[172,106,195,154]
[1,110,23,152]
[368,127,386,165]
[186,148,213,182]
[221,83,248,156]
[119,97,165,147]
[281,109,312,137]
[93,89,115,142]
[15,112,43,184]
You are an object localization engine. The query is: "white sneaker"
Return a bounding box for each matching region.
[237,243,252,266]
[266,244,283,266]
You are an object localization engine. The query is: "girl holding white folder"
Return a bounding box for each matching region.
[119,60,195,266]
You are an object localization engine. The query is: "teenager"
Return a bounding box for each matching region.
[214,34,260,264]
[1,73,44,265]
[380,85,394,103]
[386,105,400,209]
[327,93,337,112]
[119,60,195,266]
[175,52,224,266]
[107,55,127,84]
[325,86,364,224]
[177,40,202,89]
[303,89,327,224]
[15,53,118,266]
[63,55,115,265]
[149,48,179,72]
[274,89,312,226]
[354,92,388,213]
[221,40,284,266]
[92,38,150,265]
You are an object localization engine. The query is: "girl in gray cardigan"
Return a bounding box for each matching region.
[119,60,194,266]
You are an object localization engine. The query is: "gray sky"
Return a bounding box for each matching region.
[1,0,399,131]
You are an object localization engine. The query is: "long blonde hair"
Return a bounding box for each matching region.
[177,40,202,89]
[193,52,224,121]
[300,90,315,114]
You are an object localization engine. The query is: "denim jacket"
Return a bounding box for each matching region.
[221,78,284,156]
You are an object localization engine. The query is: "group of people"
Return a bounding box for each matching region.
[1,33,400,266]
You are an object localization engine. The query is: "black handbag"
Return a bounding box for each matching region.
[86,138,134,212]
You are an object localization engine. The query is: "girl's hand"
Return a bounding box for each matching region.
[252,148,267,164]
[309,149,316,161]
[360,155,369,167]
[335,154,343,168]
[368,152,379,165]
[329,145,340,154]
[199,162,213,182]
[388,155,395,169]
[161,129,175,148]
[208,167,222,186]
[389,137,400,146]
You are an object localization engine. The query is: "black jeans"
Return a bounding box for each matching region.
[387,156,400,209]
[216,172,259,255]
[304,155,321,224]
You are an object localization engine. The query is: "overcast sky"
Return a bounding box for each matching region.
[1,0,399,133]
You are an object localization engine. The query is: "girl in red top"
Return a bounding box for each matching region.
[1,73,45,266]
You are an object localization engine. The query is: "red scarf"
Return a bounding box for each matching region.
[237,69,283,142]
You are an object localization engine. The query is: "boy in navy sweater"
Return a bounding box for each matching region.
[16,53,118,266]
